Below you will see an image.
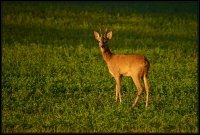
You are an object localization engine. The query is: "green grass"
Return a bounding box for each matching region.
[2,1,198,133]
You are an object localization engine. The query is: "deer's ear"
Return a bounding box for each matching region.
[106,31,112,40]
[94,31,100,41]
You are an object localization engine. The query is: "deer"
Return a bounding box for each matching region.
[94,29,150,110]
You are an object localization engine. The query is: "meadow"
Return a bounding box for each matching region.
[2,1,198,133]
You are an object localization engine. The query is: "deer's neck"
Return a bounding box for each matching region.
[100,46,113,62]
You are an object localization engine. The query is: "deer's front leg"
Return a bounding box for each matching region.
[115,75,122,103]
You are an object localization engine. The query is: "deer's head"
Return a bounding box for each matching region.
[94,29,112,49]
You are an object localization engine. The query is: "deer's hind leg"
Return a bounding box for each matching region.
[131,75,143,108]
[143,73,150,110]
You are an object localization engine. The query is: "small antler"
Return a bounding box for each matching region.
[104,28,108,34]
[103,28,108,37]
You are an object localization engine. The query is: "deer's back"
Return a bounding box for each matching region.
[107,54,149,77]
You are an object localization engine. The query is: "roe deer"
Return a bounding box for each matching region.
[94,29,150,110]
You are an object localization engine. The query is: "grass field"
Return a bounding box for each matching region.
[2,1,198,133]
